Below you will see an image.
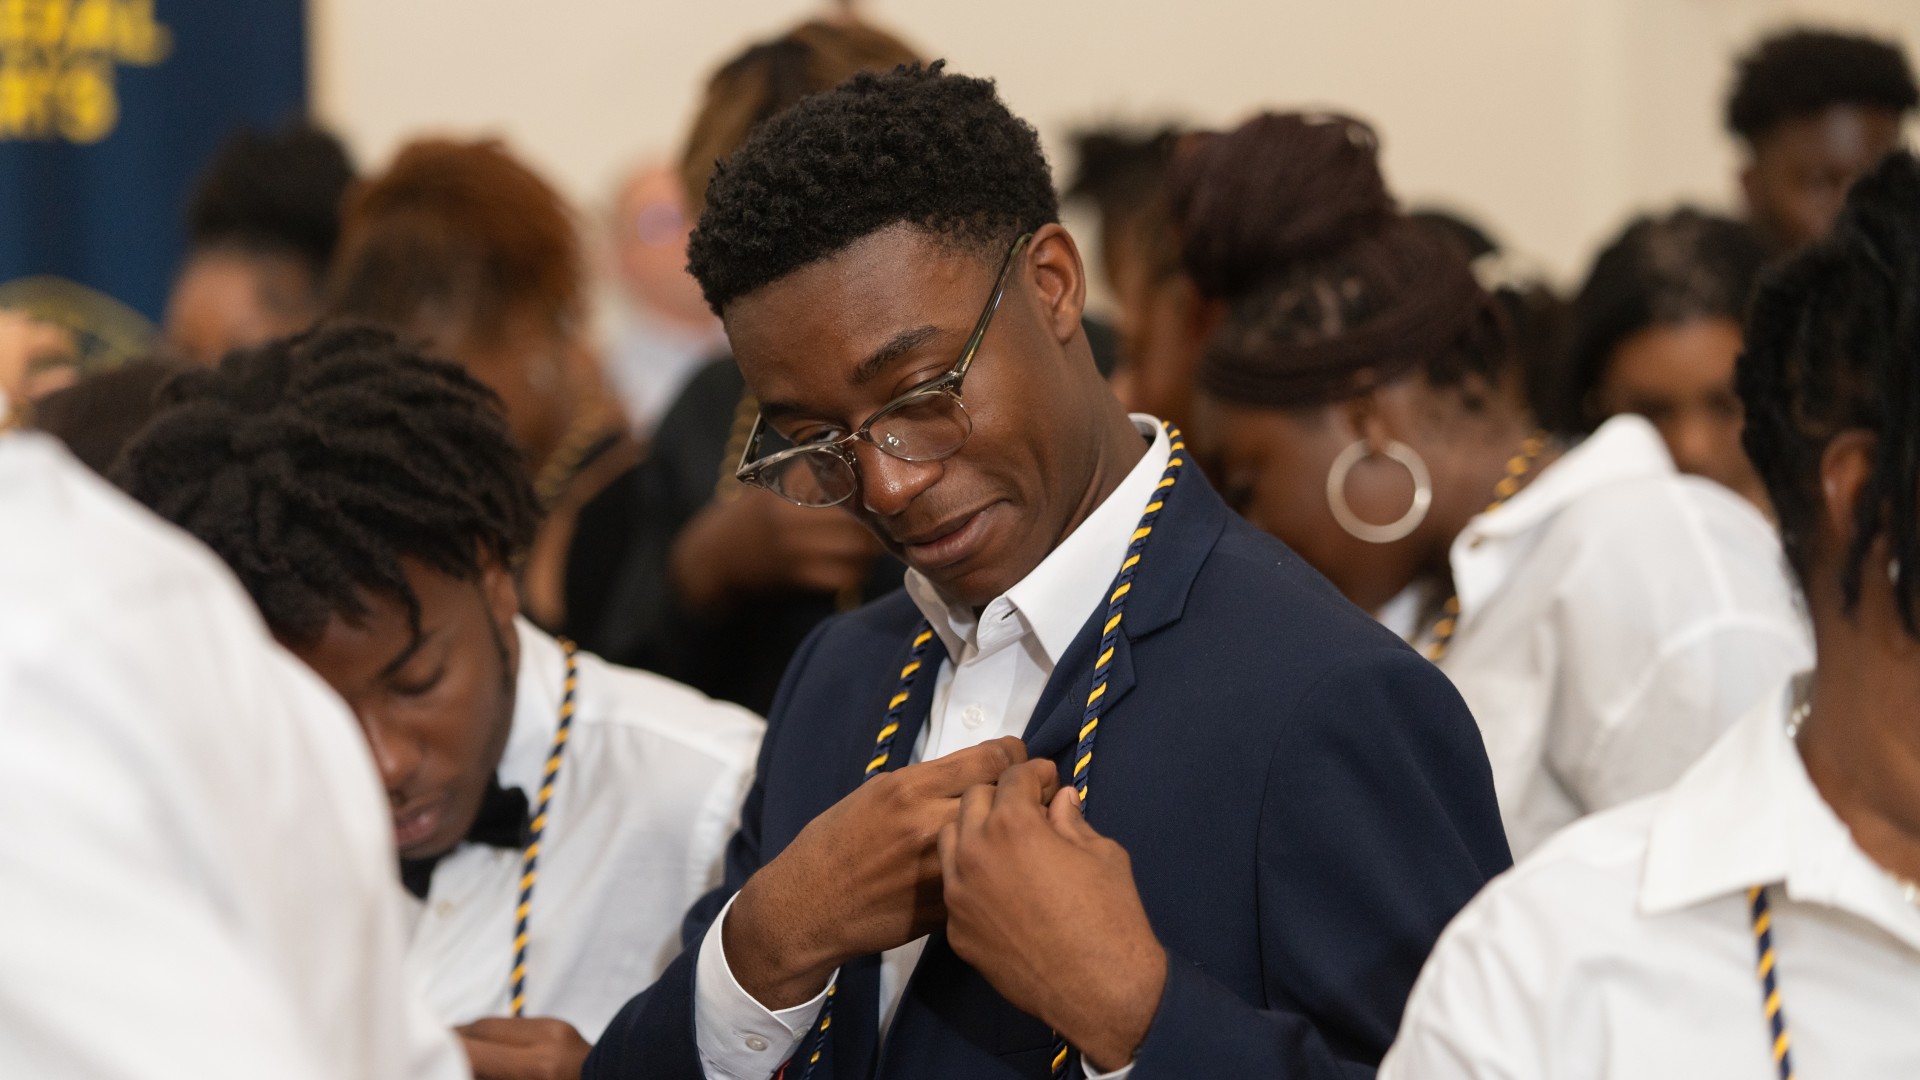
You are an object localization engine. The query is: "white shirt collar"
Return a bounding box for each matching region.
[905,415,1171,666]
[1640,676,1920,950]
[1450,414,1676,616]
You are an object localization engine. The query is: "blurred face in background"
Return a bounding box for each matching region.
[611,164,715,332]
[165,248,320,366]
[1593,315,1769,511]
[1743,105,1905,252]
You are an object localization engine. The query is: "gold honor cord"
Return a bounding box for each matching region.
[789,424,1187,1080]
[508,638,580,1016]
[1747,886,1798,1080]
[1424,431,1550,662]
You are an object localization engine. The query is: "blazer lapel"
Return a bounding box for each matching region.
[1020,463,1225,769]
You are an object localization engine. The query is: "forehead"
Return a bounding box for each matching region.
[1761,105,1905,166]
[721,225,998,399]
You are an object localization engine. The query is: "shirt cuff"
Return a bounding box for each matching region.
[694,892,836,1080]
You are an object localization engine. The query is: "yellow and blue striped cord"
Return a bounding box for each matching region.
[1747,886,1797,1080]
[792,424,1184,1079]
[794,629,936,1078]
[508,637,579,1018]
[1049,425,1184,1080]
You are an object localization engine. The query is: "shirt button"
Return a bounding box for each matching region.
[961,704,986,729]
[744,1035,770,1052]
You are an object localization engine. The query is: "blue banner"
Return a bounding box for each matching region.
[0,0,306,364]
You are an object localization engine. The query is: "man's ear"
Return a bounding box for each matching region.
[480,556,522,672]
[1026,223,1088,346]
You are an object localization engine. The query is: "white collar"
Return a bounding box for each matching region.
[1640,677,1920,950]
[1450,414,1675,616]
[498,617,568,797]
[906,415,1171,666]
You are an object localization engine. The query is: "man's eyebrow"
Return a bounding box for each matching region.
[759,325,947,424]
[378,625,434,681]
[850,325,942,387]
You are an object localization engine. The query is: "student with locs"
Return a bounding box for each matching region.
[584,65,1510,1080]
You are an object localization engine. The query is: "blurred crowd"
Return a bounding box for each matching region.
[4,11,1919,1080]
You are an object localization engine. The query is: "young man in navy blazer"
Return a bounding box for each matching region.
[586,65,1510,1080]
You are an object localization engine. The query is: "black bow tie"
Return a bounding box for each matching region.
[398,776,529,900]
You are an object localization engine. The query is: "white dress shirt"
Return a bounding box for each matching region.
[405,619,763,1040]
[0,432,468,1080]
[1417,415,1810,855]
[1381,679,1920,1080]
[692,415,1172,1080]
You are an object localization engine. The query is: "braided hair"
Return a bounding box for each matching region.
[115,323,540,646]
[1739,149,1920,634]
[1167,113,1512,411]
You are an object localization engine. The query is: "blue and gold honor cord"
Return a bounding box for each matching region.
[1748,886,1797,1080]
[791,424,1186,1080]
[508,637,580,1018]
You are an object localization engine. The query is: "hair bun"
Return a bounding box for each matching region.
[1169,112,1395,300]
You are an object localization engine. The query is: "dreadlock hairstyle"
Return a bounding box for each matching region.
[1167,112,1512,410]
[1739,149,1920,635]
[115,323,540,646]
[1562,208,1766,431]
[679,17,921,216]
[686,63,1061,315]
[1726,27,1918,145]
[186,120,356,276]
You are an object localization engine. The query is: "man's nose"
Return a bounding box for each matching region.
[855,441,943,518]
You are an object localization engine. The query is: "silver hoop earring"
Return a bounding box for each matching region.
[1326,439,1432,544]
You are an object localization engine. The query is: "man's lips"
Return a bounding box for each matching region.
[893,505,995,571]
[392,798,446,853]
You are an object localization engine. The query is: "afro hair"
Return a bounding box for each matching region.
[686,62,1060,313]
[1726,27,1918,143]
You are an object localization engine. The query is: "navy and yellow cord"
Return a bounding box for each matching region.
[790,424,1186,1080]
[1425,431,1549,662]
[1748,886,1797,1080]
[508,637,579,1018]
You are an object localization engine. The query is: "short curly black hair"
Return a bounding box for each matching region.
[115,323,539,646]
[1739,150,1920,634]
[1726,27,1918,143]
[686,63,1060,313]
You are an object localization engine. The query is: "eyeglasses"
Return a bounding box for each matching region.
[734,232,1034,508]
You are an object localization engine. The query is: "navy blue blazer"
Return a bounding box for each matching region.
[586,464,1510,1079]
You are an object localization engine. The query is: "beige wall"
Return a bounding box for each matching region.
[311,0,1920,286]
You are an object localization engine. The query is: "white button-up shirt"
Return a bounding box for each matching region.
[1381,678,1920,1079]
[0,433,468,1080]
[405,619,763,1040]
[1417,415,1810,856]
[692,416,1172,1080]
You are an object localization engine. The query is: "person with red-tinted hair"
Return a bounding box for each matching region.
[329,136,635,630]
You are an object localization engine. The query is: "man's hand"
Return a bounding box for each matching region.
[670,487,882,612]
[457,1017,591,1080]
[723,735,1029,1010]
[938,760,1168,1074]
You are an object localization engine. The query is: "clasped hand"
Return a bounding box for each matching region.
[724,736,1165,1074]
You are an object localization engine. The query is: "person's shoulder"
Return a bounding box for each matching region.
[569,644,766,766]
[0,434,261,637]
[1443,794,1659,958]
[1190,513,1415,662]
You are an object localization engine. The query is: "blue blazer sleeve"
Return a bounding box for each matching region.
[1131,647,1511,1078]
[583,621,834,1080]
